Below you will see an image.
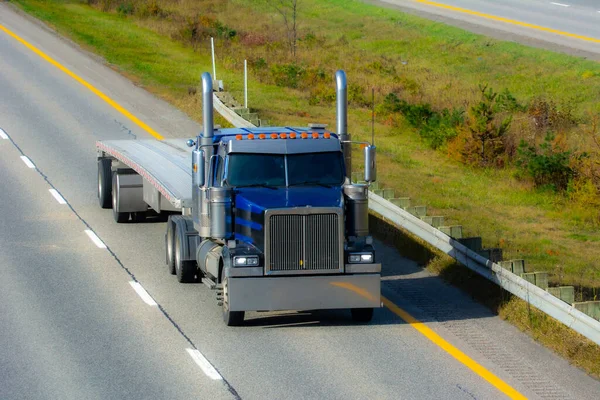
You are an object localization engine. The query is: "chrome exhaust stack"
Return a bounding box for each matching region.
[336,70,351,180]
[200,72,215,187]
[201,72,214,140]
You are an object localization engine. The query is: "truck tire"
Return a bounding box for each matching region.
[221,267,244,326]
[174,222,197,283]
[165,217,176,275]
[351,308,374,323]
[98,158,112,209]
[112,172,130,223]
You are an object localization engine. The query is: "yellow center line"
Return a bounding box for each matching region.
[0,23,165,140]
[2,16,526,400]
[416,0,600,43]
[382,296,527,399]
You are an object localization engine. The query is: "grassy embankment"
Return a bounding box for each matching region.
[9,0,600,376]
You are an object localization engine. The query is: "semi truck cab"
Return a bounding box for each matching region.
[97,70,381,326]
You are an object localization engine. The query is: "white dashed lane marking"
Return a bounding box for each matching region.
[48,189,67,204]
[20,155,35,169]
[186,349,223,380]
[0,128,8,139]
[84,229,107,249]
[550,2,570,7]
[129,281,158,306]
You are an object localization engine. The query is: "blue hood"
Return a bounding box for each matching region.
[232,186,343,250]
[234,186,343,212]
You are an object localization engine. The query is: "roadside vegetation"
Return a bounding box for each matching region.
[9,0,600,373]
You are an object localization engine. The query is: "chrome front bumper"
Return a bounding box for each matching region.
[226,270,381,312]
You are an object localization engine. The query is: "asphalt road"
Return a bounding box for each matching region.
[1,3,599,399]
[372,0,600,57]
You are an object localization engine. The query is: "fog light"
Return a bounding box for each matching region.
[348,253,373,264]
[233,255,259,266]
[349,254,361,263]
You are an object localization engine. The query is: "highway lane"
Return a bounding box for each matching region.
[1,3,600,399]
[372,0,600,56]
[0,113,233,398]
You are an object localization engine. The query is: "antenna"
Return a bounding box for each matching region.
[371,87,375,146]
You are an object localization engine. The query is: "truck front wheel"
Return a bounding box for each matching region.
[351,308,374,323]
[221,268,244,326]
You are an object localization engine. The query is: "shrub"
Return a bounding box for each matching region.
[213,20,236,39]
[270,63,306,88]
[348,83,369,107]
[528,98,577,132]
[517,134,574,191]
[461,85,512,166]
[308,83,335,105]
[116,2,134,15]
[135,0,167,18]
[420,108,464,149]
[495,88,526,113]
[249,56,267,70]
[380,93,463,149]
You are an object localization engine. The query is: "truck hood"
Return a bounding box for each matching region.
[234,186,343,211]
[232,186,343,251]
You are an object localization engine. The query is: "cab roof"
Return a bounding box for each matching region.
[206,127,339,143]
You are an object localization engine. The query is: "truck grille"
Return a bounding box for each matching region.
[266,212,342,274]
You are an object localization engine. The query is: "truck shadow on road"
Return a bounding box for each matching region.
[243,239,501,328]
[243,273,499,328]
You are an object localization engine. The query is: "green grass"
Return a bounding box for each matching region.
[9,0,600,289]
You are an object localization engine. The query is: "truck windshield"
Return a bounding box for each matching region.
[227,152,344,187]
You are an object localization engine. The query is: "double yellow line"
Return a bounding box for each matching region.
[0,20,526,400]
[417,0,600,43]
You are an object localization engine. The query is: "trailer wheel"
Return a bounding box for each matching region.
[351,308,374,323]
[98,158,112,209]
[174,223,196,283]
[221,267,244,326]
[165,216,176,275]
[112,172,130,223]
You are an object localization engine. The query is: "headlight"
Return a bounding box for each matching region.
[233,255,259,266]
[348,252,373,264]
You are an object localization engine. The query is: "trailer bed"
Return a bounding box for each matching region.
[96,139,193,209]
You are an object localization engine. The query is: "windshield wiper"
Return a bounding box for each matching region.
[236,183,278,190]
[288,180,334,188]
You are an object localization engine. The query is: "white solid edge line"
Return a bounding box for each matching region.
[20,155,35,169]
[550,2,570,7]
[186,349,223,380]
[129,281,158,306]
[0,128,8,139]
[48,189,67,204]
[84,229,107,249]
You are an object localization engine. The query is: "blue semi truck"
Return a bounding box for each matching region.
[96,70,381,326]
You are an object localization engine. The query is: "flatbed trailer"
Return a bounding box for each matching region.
[96,138,193,215]
[96,71,382,326]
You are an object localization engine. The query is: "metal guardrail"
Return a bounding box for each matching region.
[213,93,256,129]
[369,191,600,346]
[212,94,600,346]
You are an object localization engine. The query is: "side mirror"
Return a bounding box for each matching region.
[192,149,205,187]
[364,145,377,183]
